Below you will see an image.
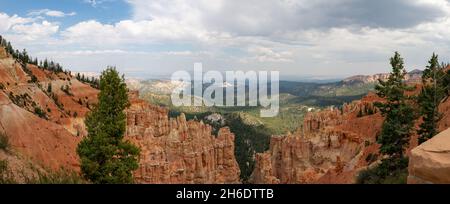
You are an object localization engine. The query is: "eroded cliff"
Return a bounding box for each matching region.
[250,93,384,183]
[126,91,241,184]
[0,47,98,172]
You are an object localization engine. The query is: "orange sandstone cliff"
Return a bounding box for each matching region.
[251,81,450,184]
[126,91,241,184]
[0,47,98,174]
[250,93,384,184]
[1,47,241,184]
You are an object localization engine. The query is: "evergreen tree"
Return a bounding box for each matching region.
[358,52,415,184]
[14,49,19,59]
[374,52,415,158]
[6,42,13,55]
[21,49,29,63]
[47,83,52,93]
[417,53,446,144]
[49,61,55,71]
[56,63,63,72]
[77,67,140,184]
[43,59,49,69]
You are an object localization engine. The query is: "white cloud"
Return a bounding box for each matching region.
[83,0,116,8]
[37,49,127,56]
[28,9,76,18]
[126,0,449,35]
[244,46,293,63]
[10,21,59,41]
[0,12,59,42]
[61,19,215,45]
[4,0,450,77]
[0,12,33,32]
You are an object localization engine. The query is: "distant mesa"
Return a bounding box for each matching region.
[342,69,422,85]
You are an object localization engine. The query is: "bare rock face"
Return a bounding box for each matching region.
[0,51,98,172]
[408,128,450,184]
[342,70,422,85]
[126,91,241,184]
[250,93,384,184]
[0,91,80,171]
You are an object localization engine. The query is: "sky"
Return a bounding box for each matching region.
[1,0,450,80]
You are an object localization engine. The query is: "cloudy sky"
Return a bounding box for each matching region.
[1,0,450,79]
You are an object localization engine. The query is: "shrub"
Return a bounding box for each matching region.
[356,157,409,184]
[26,170,87,184]
[47,83,52,93]
[357,109,363,117]
[365,153,378,164]
[28,75,38,83]
[0,160,14,184]
[1,164,87,184]
[34,106,48,119]
[52,94,64,110]
[60,85,73,96]
[0,160,7,172]
[0,132,9,151]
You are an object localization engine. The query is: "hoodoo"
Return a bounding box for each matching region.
[125,91,241,184]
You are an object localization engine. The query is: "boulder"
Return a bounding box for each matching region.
[408,128,450,184]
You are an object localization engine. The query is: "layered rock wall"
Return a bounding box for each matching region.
[251,93,384,183]
[126,91,241,184]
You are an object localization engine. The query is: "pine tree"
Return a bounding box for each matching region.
[21,49,29,63]
[357,52,415,184]
[14,49,19,59]
[77,67,140,184]
[49,61,55,71]
[47,83,52,93]
[43,59,49,69]
[417,53,446,144]
[6,42,13,55]
[374,52,415,158]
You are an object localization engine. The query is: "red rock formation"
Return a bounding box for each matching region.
[126,91,241,184]
[251,93,384,184]
[0,47,98,172]
[0,91,80,171]
[2,44,241,183]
